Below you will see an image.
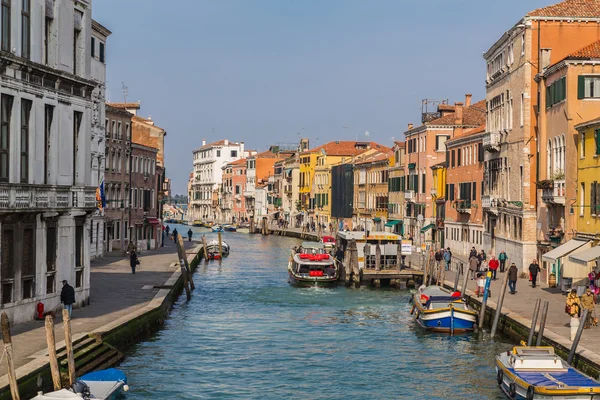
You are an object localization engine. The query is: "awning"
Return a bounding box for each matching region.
[542,239,589,262]
[373,217,381,223]
[569,245,600,265]
[420,223,435,233]
[385,220,402,227]
[144,217,160,225]
[408,163,416,170]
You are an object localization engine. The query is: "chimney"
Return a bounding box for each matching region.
[541,48,552,71]
[224,139,229,145]
[454,102,464,126]
[465,94,472,107]
[408,123,413,130]
[202,139,206,146]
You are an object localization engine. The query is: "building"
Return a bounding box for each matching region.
[576,117,600,240]
[189,139,246,222]
[229,158,249,223]
[282,154,300,227]
[0,1,106,324]
[444,125,485,256]
[103,105,132,252]
[89,20,111,259]
[430,162,446,247]
[130,143,160,250]
[536,40,600,262]
[482,0,600,271]
[387,142,406,235]
[330,163,354,231]
[244,148,290,220]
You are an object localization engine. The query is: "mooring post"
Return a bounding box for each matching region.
[453,263,460,292]
[436,260,443,286]
[477,272,492,330]
[527,299,541,346]
[375,242,381,271]
[568,309,589,365]
[201,235,209,263]
[218,231,223,258]
[45,315,61,390]
[536,300,550,346]
[176,235,195,290]
[461,263,469,296]
[62,309,76,387]
[1,313,20,400]
[490,270,510,339]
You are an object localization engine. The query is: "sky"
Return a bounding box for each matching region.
[93,0,552,195]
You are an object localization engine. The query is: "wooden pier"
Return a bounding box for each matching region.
[361,268,423,288]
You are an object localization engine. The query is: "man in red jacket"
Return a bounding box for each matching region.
[488,255,500,281]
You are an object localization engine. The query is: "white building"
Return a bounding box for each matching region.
[189,139,246,222]
[0,0,105,324]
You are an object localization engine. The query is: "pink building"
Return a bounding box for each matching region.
[230,158,248,223]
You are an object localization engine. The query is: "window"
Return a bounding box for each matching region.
[231,150,237,157]
[22,227,34,299]
[125,123,130,141]
[581,132,586,158]
[91,36,95,58]
[46,223,56,294]
[0,95,13,182]
[472,182,477,201]
[216,150,221,157]
[117,122,122,139]
[578,76,600,99]
[75,222,83,268]
[457,148,462,167]
[595,129,600,156]
[20,99,31,183]
[580,183,585,216]
[1,0,10,52]
[73,111,82,185]
[520,93,524,127]
[44,105,53,184]
[546,77,566,108]
[110,120,115,138]
[592,182,598,217]
[99,41,105,63]
[436,135,449,152]
[44,17,52,65]
[521,33,525,56]
[21,0,30,58]
[451,150,455,168]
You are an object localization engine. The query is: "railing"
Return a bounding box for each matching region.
[0,185,96,210]
[456,200,472,213]
[404,190,415,201]
[542,180,565,205]
[483,132,500,152]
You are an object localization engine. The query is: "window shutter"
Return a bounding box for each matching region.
[592,182,597,215]
[546,86,551,108]
[596,130,600,156]
[578,75,586,99]
[561,77,566,101]
[596,182,600,215]
[478,143,484,162]
[472,182,477,201]
[457,149,462,166]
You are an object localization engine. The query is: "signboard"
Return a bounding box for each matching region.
[401,240,412,255]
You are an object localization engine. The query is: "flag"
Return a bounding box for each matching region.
[100,177,106,208]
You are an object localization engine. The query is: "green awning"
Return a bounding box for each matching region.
[420,223,435,233]
[385,220,402,227]
[373,217,381,222]
[408,163,416,169]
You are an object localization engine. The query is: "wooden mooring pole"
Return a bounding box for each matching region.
[461,263,469,296]
[175,235,192,300]
[1,313,20,400]
[453,262,461,292]
[527,299,541,346]
[176,235,195,290]
[218,231,223,259]
[202,235,209,263]
[568,309,589,365]
[535,301,550,346]
[62,309,76,387]
[45,315,61,391]
[490,270,510,339]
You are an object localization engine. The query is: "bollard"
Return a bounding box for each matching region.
[570,316,580,342]
[478,272,492,330]
[453,265,460,292]
[568,309,589,364]
[202,235,208,263]
[527,299,541,346]
[490,269,510,339]
[461,263,469,296]
[536,301,549,346]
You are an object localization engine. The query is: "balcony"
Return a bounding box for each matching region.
[455,200,472,214]
[482,194,499,215]
[243,190,255,198]
[541,180,565,205]
[482,132,500,152]
[404,190,415,201]
[0,185,97,211]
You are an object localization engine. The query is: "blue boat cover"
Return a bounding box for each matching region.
[79,368,127,384]
[515,368,600,388]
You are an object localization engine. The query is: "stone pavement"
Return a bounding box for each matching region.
[0,238,197,377]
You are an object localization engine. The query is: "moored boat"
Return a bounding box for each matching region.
[223,224,237,232]
[495,346,600,399]
[288,242,338,287]
[320,235,336,252]
[211,225,224,232]
[192,220,203,227]
[31,368,129,400]
[411,285,477,334]
[205,239,230,258]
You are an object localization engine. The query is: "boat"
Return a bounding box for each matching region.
[211,225,224,232]
[410,285,477,334]
[31,368,129,400]
[205,239,230,258]
[288,242,339,287]
[192,220,203,227]
[223,224,237,232]
[495,346,600,399]
[320,235,336,252]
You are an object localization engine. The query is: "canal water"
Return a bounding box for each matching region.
[121,224,508,399]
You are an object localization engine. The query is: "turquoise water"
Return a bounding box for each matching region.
[121,225,508,399]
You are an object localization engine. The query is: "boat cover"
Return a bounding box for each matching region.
[515,369,600,388]
[80,368,127,383]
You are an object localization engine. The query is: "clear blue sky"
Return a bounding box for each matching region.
[93,0,550,195]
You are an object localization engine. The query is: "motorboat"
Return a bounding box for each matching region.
[31,368,129,400]
[223,224,237,232]
[495,346,600,399]
[410,285,477,334]
[191,220,203,227]
[320,235,336,252]
[205,239,230,259]
[288,242,338,287]
[211,225,224,232]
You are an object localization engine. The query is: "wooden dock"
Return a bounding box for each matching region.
[360,268,423,288]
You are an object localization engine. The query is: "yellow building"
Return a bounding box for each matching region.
[353,149,393,231]
[430,162,446,247]
[576,117,600,239]
[387,142,405,235]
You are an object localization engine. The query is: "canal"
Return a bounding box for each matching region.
[121,225,508,399]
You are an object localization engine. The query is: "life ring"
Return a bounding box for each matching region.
[496,369,503,385]
[508,383,516,398]
[526,385,535,400]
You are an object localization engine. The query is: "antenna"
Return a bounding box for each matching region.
[122,82,129,103]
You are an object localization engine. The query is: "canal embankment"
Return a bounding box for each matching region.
[0,240,204,400]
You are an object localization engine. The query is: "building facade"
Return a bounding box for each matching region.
[576,117,600,239]
[130,143,160,251]
[387,142,406,235]
[353,150,391,232]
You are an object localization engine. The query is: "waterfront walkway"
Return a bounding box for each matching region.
[0,239,197,377]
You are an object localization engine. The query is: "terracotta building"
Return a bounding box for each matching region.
[130,143,160,251]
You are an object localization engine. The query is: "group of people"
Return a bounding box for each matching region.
[566,287,597,329]
[433,248,453,271]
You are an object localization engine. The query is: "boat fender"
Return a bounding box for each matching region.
[508,383,516,398]
[496,369,503,385]
[526,385,535,400]
[123,384,130,392]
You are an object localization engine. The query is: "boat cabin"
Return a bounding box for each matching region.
[291,242,336,277]
[508,347,566,371]
[336,231,402,270]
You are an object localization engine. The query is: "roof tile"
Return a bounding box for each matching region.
[527,0,600,17]
[566,40,600,59]
[303,141,390,156]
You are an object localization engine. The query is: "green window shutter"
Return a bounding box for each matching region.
[561,77,566,102]
[596,130,600,155]
[591,182,597,215]
[546,86,551,108]
[472,182,477,201]
[578,75,586,99]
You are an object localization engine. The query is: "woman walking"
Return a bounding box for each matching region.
[566,289,582,340]
[130,249,139,274]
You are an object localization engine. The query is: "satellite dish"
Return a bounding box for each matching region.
[417,214,424,223]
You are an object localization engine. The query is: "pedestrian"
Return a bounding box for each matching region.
[508,262,518,294]
[126,240,135,255]
[469,255,479,280]
[581,287,595,329]
[172,228,178,243]
[335,247,344,263]
[469,247,477,259]
[130,249,139,274]
[488,255,499,280]
[165,225,171,236]
[479,249,487,270]
[443,247,452,271]
[60,280,75,319]
[498,250,507,273]
[566,289,582,340]
[434,249,443,270]
[529,259,541,288]
[187,228,193,242]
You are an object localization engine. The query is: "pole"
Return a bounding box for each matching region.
[202,234,208,263]
[62,309,76,387]
[478,272,492,330]
[218,231,223,258]
[527,299,541,346]
[461,262,469,296]
[45,315,61,390]
[180,259,191,300]
[568,309,589,364]
[128,133,132,245]
[490,270,510,339]
[1,313,20,400]
[453,262,460,292]
[176,235,195,290]
[536,301,549,346]
[436,260,442,286]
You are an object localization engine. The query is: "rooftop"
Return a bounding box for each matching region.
[303,141,389,156]
[575,116,600,130]
[566,40,600,59]
[227,158,247,166]
[106,102,140,110]
[527,0,600,18]
[428,100,486,127]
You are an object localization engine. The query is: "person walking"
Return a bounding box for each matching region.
[479,249,487,271]
[434,250,443,270]
[469,255,479,280]
[187,228,193,242]
[529,259,541,288]
[508,262,518,294]
[130,249,139,274]
[165,225,171,236]
[488,255,499,280]
[498,250,507,273]
[443,247,452,271]
[566,289,582,340]
[126,240,135,255]
[469,247,477,259]
[60,280,75,319]
[581,287,595,329]
[172,228,178,243]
